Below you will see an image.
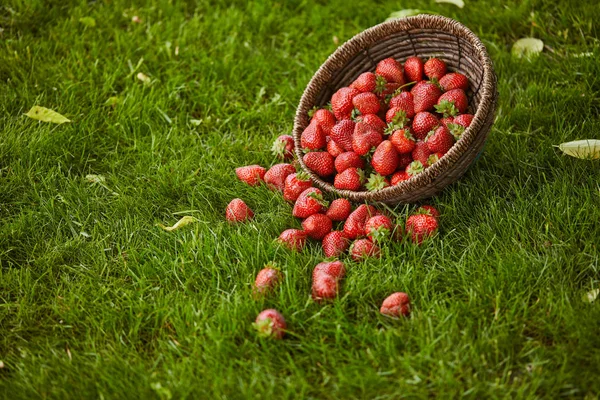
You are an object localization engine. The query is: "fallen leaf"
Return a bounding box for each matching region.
[25,106,71,124]
[435,0,465,8]
[132,16,142,24]
[0,361,4,368]
[512,38,544,59]
[557,139,600,160]
[85,174,106,184]
[583,288,599,303]
[158,216,197,232]
[79,17,96,27]
[190,119,202,126]
[137,72,151,84]
[386,9,426,20]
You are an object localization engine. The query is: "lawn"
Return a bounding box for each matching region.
[1,0,600,398]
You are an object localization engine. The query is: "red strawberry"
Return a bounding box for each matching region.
[331,87,360,120]
[283,171,312,202]
[412,112,439,139]
[293,187,328,218]
[327,139,345,157]
[411,141,431,166]
[301,121,326,150]
[335,151,365,173]
[235,165,266,186]
[352,129,382,156]
[311,108,336,135]
[303,152,334,177]
[322,231,350,257]
[350,238,381,261]
[312,273,340,301]
[253,309,286,339]
[390,128,416,154]
[326,198,352,221]
[271,135,295,160]
[411,81,442,113]
[331,120,355,151]
[397,153,413,170]
[359,114,386,134]
[435,89,468,117]
[454,113,474,128]
[254,266,282,295]
[377,82,402,100]
[380,292,411,317]
[439,72,469,92]
[427,152,444,165]
[424,58,447,80]
[302,213,333,240]
[391,171,409,185]
[405,213,438,244]
[403,56,424,83]
[406,160,425,177]
[376,58,404,84]
[425,125,455,154]
[440,116,455,128]
[277,229,307,251]
[313,260,346,280]
[365,215,393,242]
[226,198,254,222]
[353,92,380,115]
[350,72,377,93]
[418,205,440,219]
[334,167,365,191]
[365,173,390,192]
[343,204,377,239]
[385,107,409,127]
[371,140,399,176]
[264,163,296,191]
[388,92,415,119]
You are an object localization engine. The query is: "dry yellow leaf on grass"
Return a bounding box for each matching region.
[583,289,599,303]
[512,38,544,59]
[158,216,197,232]
[557,139,600,160]
[25,106,71,124]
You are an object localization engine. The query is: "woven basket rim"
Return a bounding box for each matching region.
[293,14,496,203]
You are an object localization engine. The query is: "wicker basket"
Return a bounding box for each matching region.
[293,15,497,204]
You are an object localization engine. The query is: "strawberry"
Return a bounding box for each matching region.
[376,58,404,84]
[350,238,381,261]
[331,87,360,120]
[302,213,333,240]
[403,56,424,83]
[391,171,409,185]
[350,72,377,93]
[335,151,365,173]
[334,167,365,191]
[411,81,442,114]
[377,82,402,100]
[397,153,413,170]
[283,171,312,202]
[454,113,474,128]
[418,205,440,219]
[427,152,444,165]
[371,140,399,176]
[390,128,416,154]
[405,213,438,244]
[313,260,346,280]
[312,273,340,301]
[424,58,447,80]
[380,292,411,317]
[353,92,380,115]
[226,198,254,222]
[365,215,393,242]
[343,204,377,239]
[303,152,334,177]
[331,120,355,151]
[439,72,469,92]
[412,112,439,139]
[254,265,282,295]
[352,129,382,156]
[406,160,425,177]
[277,229,307,251]
[326,198,352,221]
[311,108,336,135]
[322,231,350,257]
[440,116,454,128]
[385,107,409,127]
[293,187,328,218]
[264,163,296,191]
[301,121,326,150]
[425,125,454,154]
[327,139,345,157]
[358,114,386,134]
[365,173,390,192]
[253,309,286,339]
[411,141,431,166]
[388,92,415,119]
[235,165,266,186]
[435,89,468,117]
[271,135,295,160]
[447,123,465,141]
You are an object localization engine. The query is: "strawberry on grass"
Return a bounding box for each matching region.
[283,172,312,202]
[254,265,283,295]
[302,213,333,240]
[380,292,411,317]
[365,215,393,242]
[405,213,438,245]
[277,229,307,252]
[271,135,295,160]
[418,205,440,219]
[326,198,352,221]
[312,260,346,301]
[264,163,296,192]
[293,187,328,218]
[226,198,254,222]
[350,238,381,261]
[343,204,377,239]
[253,309,286,339]
[235,165,266,186]
[322,231,350,258]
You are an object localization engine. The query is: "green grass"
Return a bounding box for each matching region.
[1,0,600,398]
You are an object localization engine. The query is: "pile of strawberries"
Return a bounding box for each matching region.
[300,56,474,190]
[225,55,468,339]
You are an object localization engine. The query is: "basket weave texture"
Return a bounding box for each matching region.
[293,15,498,204]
